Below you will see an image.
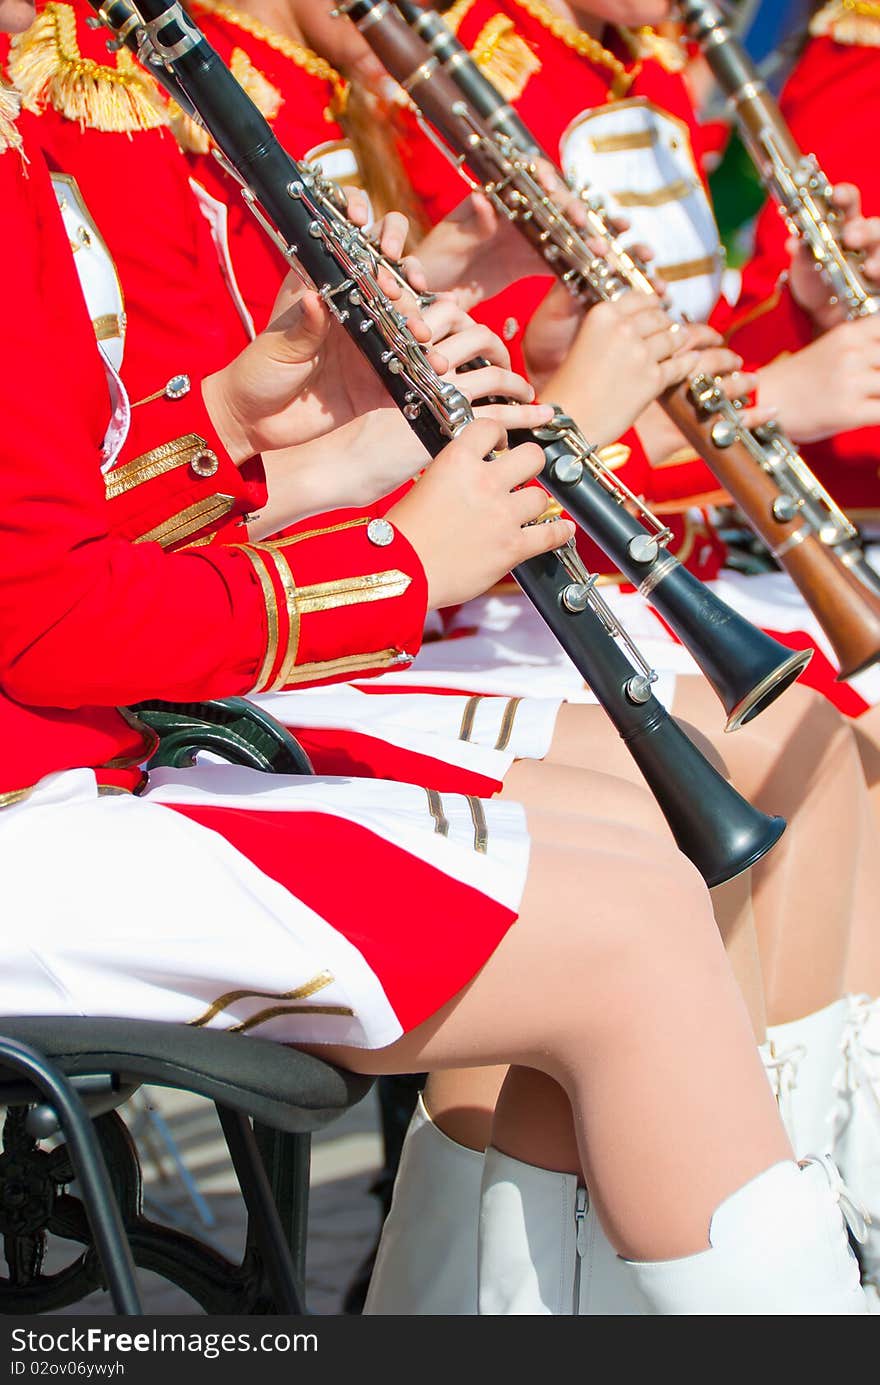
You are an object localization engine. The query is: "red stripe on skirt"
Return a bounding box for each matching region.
[165,804,515,1035]
[288,726,504,796]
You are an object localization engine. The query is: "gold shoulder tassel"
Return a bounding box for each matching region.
[811,0,880,45]
[170,46,282,155]
[8,2,168,132]
[0,80,25,160]
[471,14,541,100]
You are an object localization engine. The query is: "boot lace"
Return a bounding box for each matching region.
[763,1039,807,1148]
[800,1154,871,1245]
[836,995,880,1136]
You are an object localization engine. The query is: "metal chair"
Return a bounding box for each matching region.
[0,699,372,1314]
[0,1035,142,1314]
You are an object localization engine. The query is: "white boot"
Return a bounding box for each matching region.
[363,1093,482,1314]
[367,1012,857,1316]
[478,1148,649,1314]
[834,995,880,1308]
[626,1158,869,1315]
[760,999,848,1157]
[479,1150,868,1315]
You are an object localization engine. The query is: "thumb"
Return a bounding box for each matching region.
[468,192,499,238]
[268,289,331,363]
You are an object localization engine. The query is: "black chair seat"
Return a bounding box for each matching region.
[0,1018,371,1134]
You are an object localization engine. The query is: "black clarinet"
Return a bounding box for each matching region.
[356,227,810,735]
[99,0,812,736]
[87,0,786,884]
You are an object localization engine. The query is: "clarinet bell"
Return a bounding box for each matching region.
[628,707,786,886]
[639,558,812,732]
[699,625,812,733]
[516,550,787,886]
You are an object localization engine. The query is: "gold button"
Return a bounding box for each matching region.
[77,225,92,247]
[190,449,219,478]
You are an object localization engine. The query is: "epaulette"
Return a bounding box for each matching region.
[0,80,25,160]
[470,13,541,100]
[443,0,479,34]
[8,2,168,133]
[170,46,282,154]
[811,0,880,45]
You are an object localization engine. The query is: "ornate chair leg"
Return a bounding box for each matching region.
[252,1124,311,1301]
[215,1107,305,1313]
[0,1038,142,1315]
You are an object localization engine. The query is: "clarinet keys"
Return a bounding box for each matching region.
[550,452,584,486]
[627,534,660,565]
[711,418,739,449]
[624,675,653,705]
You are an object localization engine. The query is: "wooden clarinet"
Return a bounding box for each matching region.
[680,0,879,322]
[348,0,880,678]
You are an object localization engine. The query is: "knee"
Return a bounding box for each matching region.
[593,775,670,839]
[581,847,718,984]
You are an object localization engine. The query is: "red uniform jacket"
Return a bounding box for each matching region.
[0,122,428,802]
[1,0,268,547]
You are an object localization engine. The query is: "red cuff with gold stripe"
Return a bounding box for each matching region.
[235,515,429,693]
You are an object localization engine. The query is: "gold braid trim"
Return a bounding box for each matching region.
[507,0,637,98]
[8,3,168,132]
[170,47,283,153]
[470,14,541,100]
[620,24,687,73]
[596,442,631,472]
[191,0,350,117]
[0,80,25,161]
[811,0,880,45]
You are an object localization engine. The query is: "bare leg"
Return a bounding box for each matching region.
[666,681,871,1022]
[847,706,880,994]
[425,715,766,1160]
[546,682,868,1025]
[505,712,766,1032]
[314,825,790,1260]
